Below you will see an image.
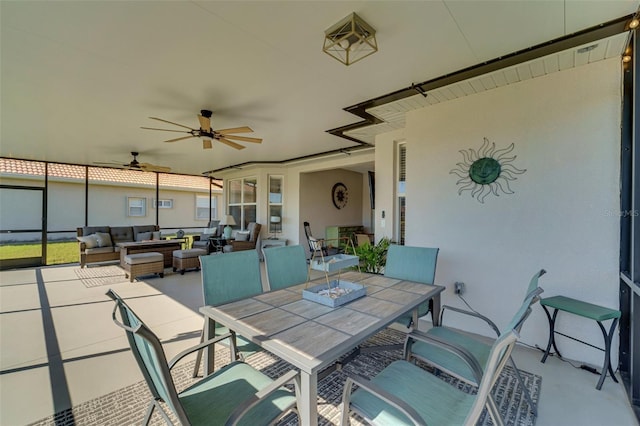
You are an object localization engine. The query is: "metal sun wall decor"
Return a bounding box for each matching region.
[450,137,526,203]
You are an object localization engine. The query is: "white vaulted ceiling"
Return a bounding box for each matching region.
[1,1,638,176]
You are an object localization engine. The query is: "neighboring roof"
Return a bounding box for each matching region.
[0,158,222,191]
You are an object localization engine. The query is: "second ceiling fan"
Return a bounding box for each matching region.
[141,109,262,150]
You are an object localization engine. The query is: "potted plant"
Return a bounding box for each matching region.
[352,237,392,274]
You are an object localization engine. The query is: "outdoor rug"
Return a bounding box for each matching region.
[74,266,129,288]
[29,328,541,426]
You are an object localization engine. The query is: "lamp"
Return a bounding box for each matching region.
[219,215,236,239]
[323,12,378,66]
[270,216,281,239]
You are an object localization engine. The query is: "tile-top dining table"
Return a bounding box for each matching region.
[199,270,445,426]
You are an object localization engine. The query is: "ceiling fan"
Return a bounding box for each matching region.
[94,151,171,173]
[141,109,262,150]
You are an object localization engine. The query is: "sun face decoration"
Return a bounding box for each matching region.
[450,137,526,203]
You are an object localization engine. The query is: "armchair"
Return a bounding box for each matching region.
[403,269,547,419]
[340,328,520,426]
[229,222,262,252]
[303,221,346,258]
[192,220,220,253]
[106,289,298,425]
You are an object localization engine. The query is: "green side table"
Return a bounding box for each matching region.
[540,295,621,390]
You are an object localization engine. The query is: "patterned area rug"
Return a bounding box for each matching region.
[74,265,129,288]
[29,329,541,426]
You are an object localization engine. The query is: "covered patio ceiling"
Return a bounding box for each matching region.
[1,1,639,176]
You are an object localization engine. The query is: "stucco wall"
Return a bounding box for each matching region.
[0,176,218,241]
[299,168,364,255]
[376,58,622,366]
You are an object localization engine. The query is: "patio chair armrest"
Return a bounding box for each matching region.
[168,332,234,369]
[440,304,500,336]
[343,374,427,425]
[405,329,484,383]
[224,369,299,426]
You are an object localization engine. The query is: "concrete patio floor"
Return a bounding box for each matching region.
[0,261,637,425]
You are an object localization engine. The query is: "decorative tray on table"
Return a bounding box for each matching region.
[303,280,366,308]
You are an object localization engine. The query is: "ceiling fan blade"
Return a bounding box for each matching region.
[216,126,254,134]
[93,161,121,166]
[220,134,262,144]
[198,114,211,132]
[202,139,213,149]
[141,126,191,133]
[140,163,171,173]
[164,135,196,143]
[218,137,246,150]
[148,117,194,130]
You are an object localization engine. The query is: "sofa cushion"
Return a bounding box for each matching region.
[82,226,110,237]
[152,231,162,240]
[110,226,134,243]
[77,234,99,249]
[84,246,115,254]
[133,225,157,241]
[94,232,113,247]
[136,231,153,242]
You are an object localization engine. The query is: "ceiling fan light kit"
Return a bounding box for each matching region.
[323,12,378,66]
[141,109,262,150]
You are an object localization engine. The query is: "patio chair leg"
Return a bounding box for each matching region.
[142,400,156,425]
[192,329,204,378]
[509,356,537,416]
[339,378,355,426]
[486,396,504,426]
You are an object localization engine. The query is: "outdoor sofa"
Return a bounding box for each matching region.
[76,225,160,268]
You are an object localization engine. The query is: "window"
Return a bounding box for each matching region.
[196,195,217,220]
[153,199,173,209]
[127,197,146,217]
[268,176,283,234]
[228,177,257,229]
[396,143,406,245]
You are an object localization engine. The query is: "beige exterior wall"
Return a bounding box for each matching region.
[376,58,622,367]
[0,175,221,241]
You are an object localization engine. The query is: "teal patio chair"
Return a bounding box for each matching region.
[340,326,520,426]
[404,269,546,418]
[384,245,440,328]
[193,250,264,377]
[107,289,298,426]
[263,245,309,291]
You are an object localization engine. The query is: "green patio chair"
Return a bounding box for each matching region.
[263,245,309,291]
[384,245,440,328]
[193,250,264,377]
[404,269,546,418]
[340,326,520,426]
[107,289,298,426]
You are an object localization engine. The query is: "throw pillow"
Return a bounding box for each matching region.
[77,234,99,249]
[235,231,250,242]
[94,232,113,248]
[152,231,162,240]
[136,231,153,242]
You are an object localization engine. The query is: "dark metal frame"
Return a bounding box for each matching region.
[619,29,640,420]
[0,184,46,270]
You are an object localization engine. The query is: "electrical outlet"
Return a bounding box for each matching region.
[454,282,465,294]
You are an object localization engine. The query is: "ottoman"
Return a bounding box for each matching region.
[123,252,164,282]
[173,248,207,275]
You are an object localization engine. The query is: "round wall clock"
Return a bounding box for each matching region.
[331,182,349,209]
